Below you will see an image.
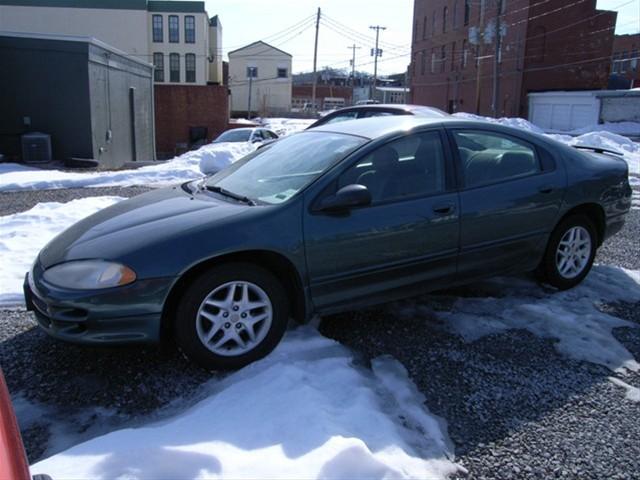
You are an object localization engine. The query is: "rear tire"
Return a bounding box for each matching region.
[175,263,289,370]
[537,214,597,290]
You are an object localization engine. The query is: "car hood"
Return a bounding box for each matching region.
[39,186,251,269]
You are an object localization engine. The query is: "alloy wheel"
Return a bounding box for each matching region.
[555,226,592,279]
[195,281,273,356]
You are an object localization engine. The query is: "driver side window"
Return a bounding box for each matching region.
[338,131,447,204]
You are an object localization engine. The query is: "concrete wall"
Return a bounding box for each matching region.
[154,84,229,158]
[600,95,640,123]
[0,35,93,162]
[88,44,155,167]
[228,42,292,115]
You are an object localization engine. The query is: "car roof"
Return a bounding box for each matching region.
[328,104,447,115]
[222,128,255,133]
[307,115,545,142]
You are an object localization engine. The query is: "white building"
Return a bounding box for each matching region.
[0,0,223,86]
[228,41,292,116]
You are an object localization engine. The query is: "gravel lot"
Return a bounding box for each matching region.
[1,184,638,478]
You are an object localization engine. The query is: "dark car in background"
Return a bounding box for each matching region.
[24,116,632,370]
[307,103,449,129]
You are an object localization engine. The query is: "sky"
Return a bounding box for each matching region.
[204,0,640,76]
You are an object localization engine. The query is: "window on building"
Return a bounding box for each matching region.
[152,14,163,42]
[432,12,436,36]
[414,21,418,41]
[277,67,288,78]
[169,15,179,43]
[440,45,446,73]
[185,15,195,43]
[247,66,258,78]
[423,16,427,39]
[431,49,436,73]
[462,39,468,69]
[621,50,630,72]
[501,0,507,14]
[464,0,471,26]
[453,1,458,29]
[443,7,448,33]
[169,53,180,82]
[185,53,196,82]
[632,49,639,70]
[153,52,164,82]
[421,51,426,75]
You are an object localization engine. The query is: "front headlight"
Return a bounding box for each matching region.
[42,260,137,290]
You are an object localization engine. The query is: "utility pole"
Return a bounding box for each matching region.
[348,43,361,105]
[491,0,503,117]
[311,7,321,113]
[247,67,256,118]
[369,25,386,100]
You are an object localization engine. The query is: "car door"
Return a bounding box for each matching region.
[303,129,460,312]
[449,128,567,279]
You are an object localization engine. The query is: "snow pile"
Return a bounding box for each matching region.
[0,142,254,192]
[257,117,315,137]
[399,265,640,373]
[0,196,124,305]
[569,122,640,136]
[31,327,462,480]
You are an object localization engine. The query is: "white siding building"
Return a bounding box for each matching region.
[0,0,222,86]
[228,41,292,116]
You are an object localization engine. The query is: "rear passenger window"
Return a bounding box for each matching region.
[338,131,447,204]
[453,130,540,188]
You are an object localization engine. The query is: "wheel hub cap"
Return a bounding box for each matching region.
[196,281,273,357]
[555,226,591,279]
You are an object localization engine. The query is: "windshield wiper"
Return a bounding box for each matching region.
[206,185,256,206]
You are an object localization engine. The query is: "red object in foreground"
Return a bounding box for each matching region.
[0,369,30,480]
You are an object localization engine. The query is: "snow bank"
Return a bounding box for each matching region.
[0,142,254,192]
[31,327,462,480]
[569,122,640,136]
[257,117,315,137]
[399,265,640,373]
[0,196,124,305]
[453,112,640,175]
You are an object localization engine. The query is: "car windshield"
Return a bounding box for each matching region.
[205,132,366,204]
[216,130,252,142]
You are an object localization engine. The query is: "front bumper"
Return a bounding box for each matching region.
[24,264,175,345]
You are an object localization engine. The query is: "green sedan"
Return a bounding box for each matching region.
[24,116,633,369]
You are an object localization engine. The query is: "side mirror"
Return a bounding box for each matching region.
[318,184,372,212]
[251,137,262,144]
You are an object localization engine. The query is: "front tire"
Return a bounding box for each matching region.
[537,215,597,290]
[175,263,289,370]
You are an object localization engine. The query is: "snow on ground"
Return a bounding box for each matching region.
[568,122,640,137]
[398,265,640,373]
[608,377,640,403]
[256,117,316,137]
[0,142,254,192]
[0,196,124,305]
[453,112,640,175]
[31,327,462,480]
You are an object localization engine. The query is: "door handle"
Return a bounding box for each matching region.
[433,204,455,215]
[538,185,554,194]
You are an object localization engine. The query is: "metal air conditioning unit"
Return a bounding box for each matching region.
[21,132,52,163]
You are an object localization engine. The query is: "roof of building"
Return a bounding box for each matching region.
[227,40,292,58]
[0,0,205,13]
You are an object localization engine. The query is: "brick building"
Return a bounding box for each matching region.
[611,33,640,88]
[409,0,617,117]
